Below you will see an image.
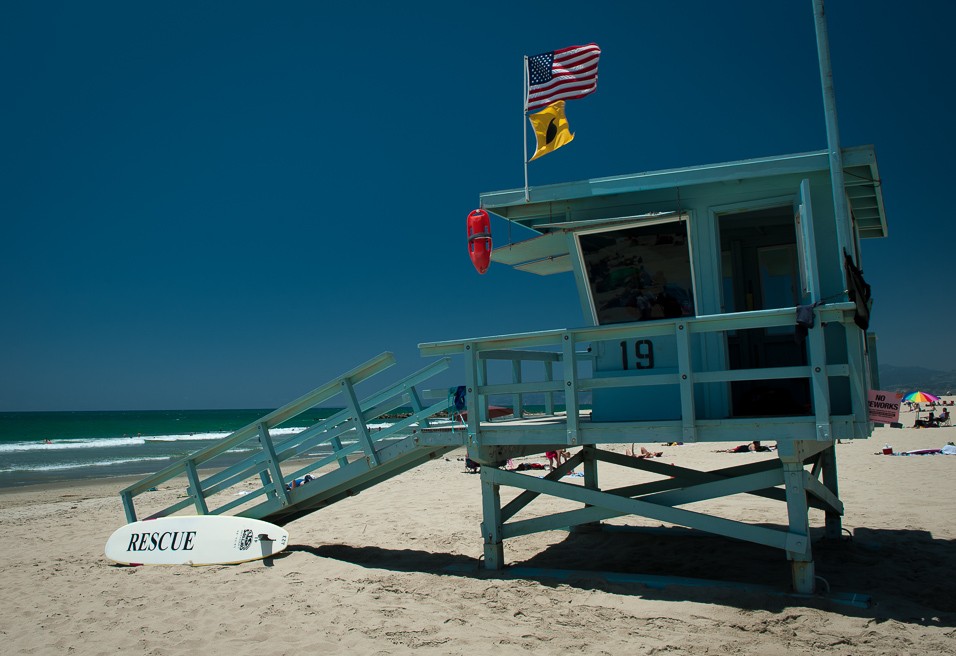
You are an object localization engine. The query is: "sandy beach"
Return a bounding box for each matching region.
[2,412,955,655]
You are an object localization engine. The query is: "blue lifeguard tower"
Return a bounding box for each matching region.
[119,144,885,595]
[118,5,885,595]
[418,144,885,594]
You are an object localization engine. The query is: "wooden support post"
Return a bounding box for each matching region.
[543,360,555,415]
[781,447,814,594]
[465,342,481,445]
[675,322,697,443]
[184,460,209,515]
[845,327,870,435]
[341,379,380,467]
[582,444,598,488]
[819,444,842,539]
[258,470,275,499]
[807,321,832,442]
[258,423,290,507]
[121,490,136,523]
[562,332,580,446]
[512,359,523,419]
[480,466,504,569]
[330,436,349,469]
[408,387,431,429]
[572,445,601,534]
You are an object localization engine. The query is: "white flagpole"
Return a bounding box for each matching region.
[812,0,851,271]
[523,56,530,202]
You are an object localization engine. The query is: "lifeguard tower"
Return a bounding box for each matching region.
[118,6,885,593]
[119,145,885,596]
[418,144,885,594]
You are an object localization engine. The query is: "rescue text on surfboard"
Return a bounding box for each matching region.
[126,531,197,552]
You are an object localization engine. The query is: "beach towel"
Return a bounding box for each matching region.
[889,445,956,456]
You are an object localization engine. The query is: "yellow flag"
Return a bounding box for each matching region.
[528,100,574,161]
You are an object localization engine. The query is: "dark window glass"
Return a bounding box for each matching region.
[579,220,695,325]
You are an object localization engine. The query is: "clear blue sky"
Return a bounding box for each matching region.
[2,1,953,411]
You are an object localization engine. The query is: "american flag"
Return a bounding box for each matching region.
[525,43,601,112]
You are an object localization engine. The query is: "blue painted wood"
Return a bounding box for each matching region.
[486,467,793,551]
[420,302,866,438]
[209,487,272,516]
[845,327,870,430]
[329,436,349,468]
[146,497,194,520]
[122,354,460,525]
[480,467,505,569]
[257,423,290,508]
[796,179,821,300]
[121,352,398,498]
[238,431,467,526]
[511,359,523,420]
[514,255,573,275]
[341,379,380,468]
[123,144,889,594]
[481,147,885,239]
[184,460,209,515]
[675,322,696,441]
[121,490,135,523]
[562,332,580,446]
[543,360,556,414]
[803,472,843,515]
[819,445,842,538]
[496,453,793,533]
[490,231,569,266]
[465,342,480,444]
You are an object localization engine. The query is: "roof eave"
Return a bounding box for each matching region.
[480,145,887,239]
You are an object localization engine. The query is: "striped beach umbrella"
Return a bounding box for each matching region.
[903,391,940,404]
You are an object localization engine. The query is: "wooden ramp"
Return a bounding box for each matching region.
[258,428,464,526]
[119,353,467,527]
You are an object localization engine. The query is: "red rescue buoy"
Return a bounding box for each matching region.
[466,209,492,274]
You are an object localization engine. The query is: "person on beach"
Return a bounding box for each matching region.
[719,441,771,453]
[557,448,577,473]
[914,412,938,428]
[626,445,663,459]
[545,450,560,469]
[286,474,314,491]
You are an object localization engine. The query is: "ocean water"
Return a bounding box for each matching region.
[0,408,390,489]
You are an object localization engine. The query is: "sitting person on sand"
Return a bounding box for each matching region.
[914,412,938,428]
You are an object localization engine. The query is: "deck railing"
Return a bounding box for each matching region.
[419,302,870,445]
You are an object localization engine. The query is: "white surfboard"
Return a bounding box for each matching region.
[105,515,289,566]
